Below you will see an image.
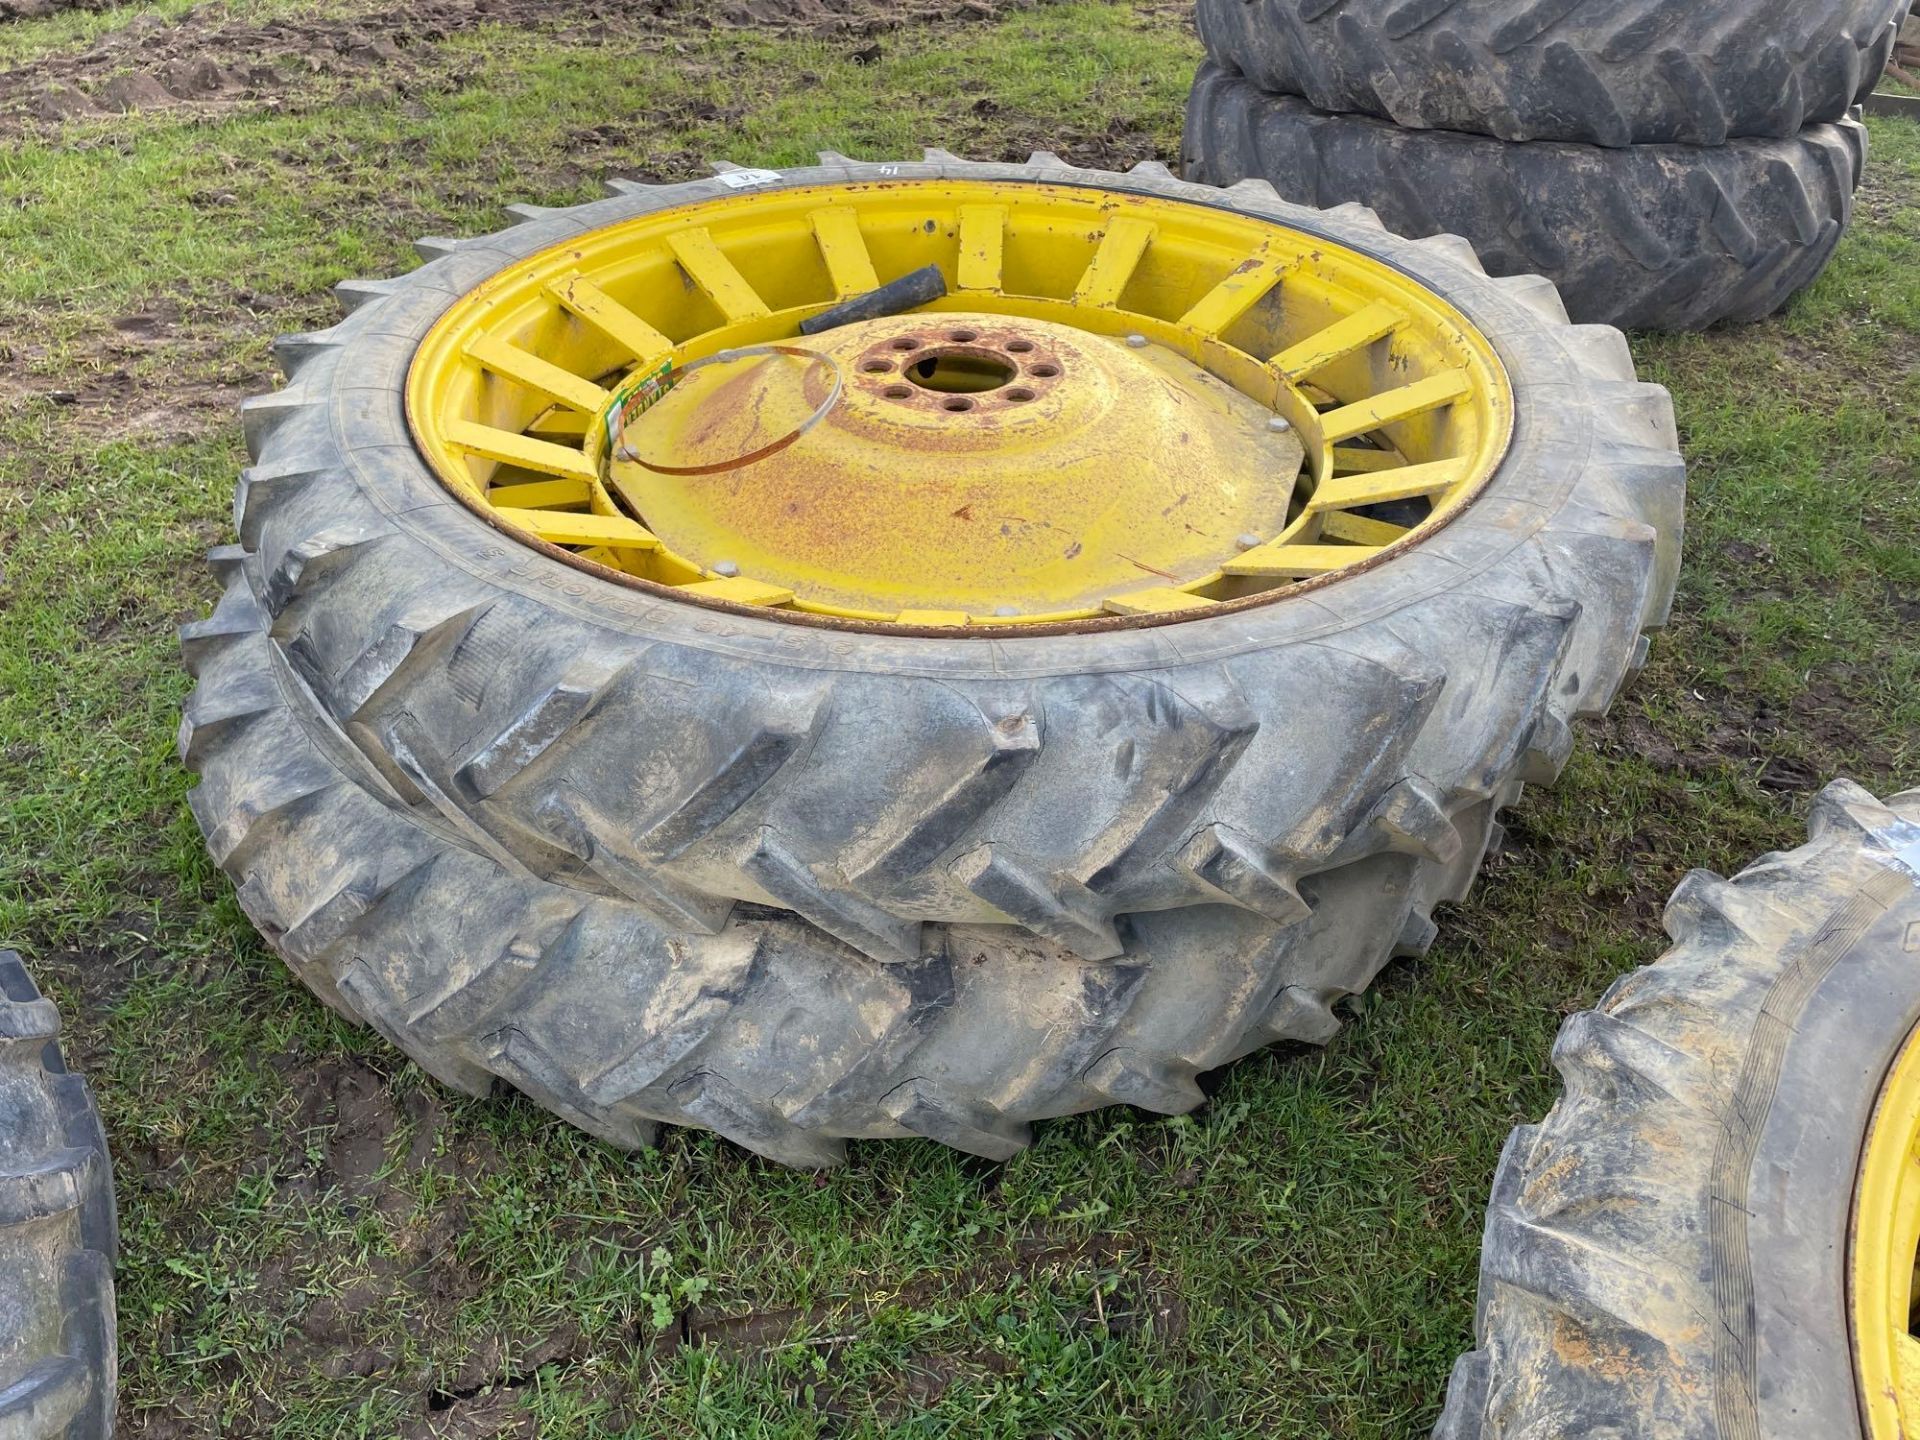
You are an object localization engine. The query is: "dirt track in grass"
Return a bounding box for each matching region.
[0,0,1042,134]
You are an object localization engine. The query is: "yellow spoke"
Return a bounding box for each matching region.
[1073,216,1157,307]
[956,205,1006,292]
[667,227,772,322]
[895,608,971,626]
[446,420,596,482]
[1103,586,1216,615]
[1318,511,1409,546]
[493,508,660,550]
[679,577,795,606]
[527,410,590,440]
[1331,445,1407,474]
[809,206,880,297]
[1178,256,1292,333]
[548,274,673,364]
[465,333,610,414]
[1319,370,1472,443]
[488,477,592,510]
[1222,542,1381,578]
[1270,300,1408,379]
[1307,459,1468,512]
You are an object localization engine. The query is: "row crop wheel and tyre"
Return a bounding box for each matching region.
[178,153,1682,1166]
[1182,62,1870,332]
[1194,0,1906,148]
[1438,779,1920,1439]
[0,951,115,1439]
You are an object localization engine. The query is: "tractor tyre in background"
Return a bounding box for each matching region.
[1194,0,1905,146]
[1184,62,1868,331]
[1436,780,1920,1439]
[179,153,1682,1165]
[0,951,116,1439]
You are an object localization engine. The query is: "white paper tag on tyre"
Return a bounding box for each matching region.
[1872,818,1920,884]
[716,169,781,188]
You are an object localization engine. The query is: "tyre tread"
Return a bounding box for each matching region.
[0,952,116,1440]
[1198,0,1904,145]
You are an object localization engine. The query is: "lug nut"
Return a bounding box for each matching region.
[1124,333,1148,348]
[714,560,740,577]
[1267,416,1292,433]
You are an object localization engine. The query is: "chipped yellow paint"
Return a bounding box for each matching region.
[1103,586,1218,616]
[809,206,880,297]
[1177,255,1291,333]
[465,333,611,414]
[1221,542,1377,579]
[955,204,1007,292]
[487,476,593,510]
[1319,511,1410,547]
[1071,216,1156,307]
[667,227,772,323]
[548,273,674,363]
[1319,370,1474,443]
[445,421,598,484]
[1271,299,1406,379]
[493,507,660,549]
[678,576,796,606]
[1308,459,1467,512]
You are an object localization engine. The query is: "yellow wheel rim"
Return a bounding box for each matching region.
[1854,1021,1920,1437]
[405,177,1514,631]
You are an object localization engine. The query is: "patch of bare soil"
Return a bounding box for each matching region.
[0,293,300,443]
[0,0,632,135]
[0,0,1045,134]
[560,97,1170,196]
[0,0,111,17]
[711,0,1032,32]
[971,104,1170,171]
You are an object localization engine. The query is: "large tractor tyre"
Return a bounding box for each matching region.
[1194,0,1905,147]
[1437,779,1920,1440]
[0,952,115,1439]
[179,152,1681,1165]
[1184,63,1867,332]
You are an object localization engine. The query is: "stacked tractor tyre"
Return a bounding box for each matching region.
[1183,0,1901,330]
[180,152,1684,1167]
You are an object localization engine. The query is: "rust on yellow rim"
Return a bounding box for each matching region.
[1854,1020,1920,1437]
[404,177,1514,631]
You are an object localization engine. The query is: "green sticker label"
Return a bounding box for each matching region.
[602,358,678,453]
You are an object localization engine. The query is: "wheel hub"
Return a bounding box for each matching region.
[608,313,1305,617]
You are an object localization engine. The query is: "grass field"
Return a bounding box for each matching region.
[1,2,1917,1435]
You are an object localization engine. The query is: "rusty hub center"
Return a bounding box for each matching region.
[855,322,1064,414]
[606,311,1307,618]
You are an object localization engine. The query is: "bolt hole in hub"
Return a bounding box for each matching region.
[907,349,1019,394]
[405,177,1513,629]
